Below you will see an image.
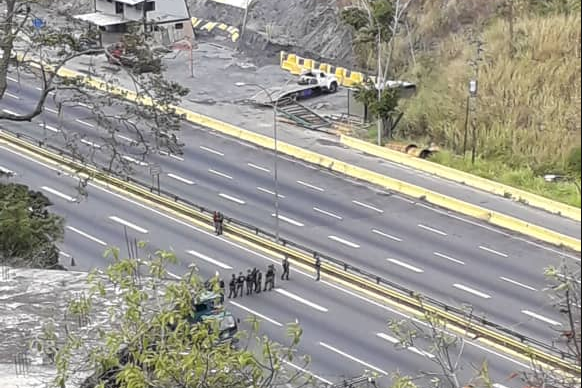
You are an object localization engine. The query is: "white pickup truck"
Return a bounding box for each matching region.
[297,70,339,94]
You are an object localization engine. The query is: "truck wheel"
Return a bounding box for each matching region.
[329,82,338,93]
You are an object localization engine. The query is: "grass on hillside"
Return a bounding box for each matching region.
[354,1,582,206]
[429,150,582,208]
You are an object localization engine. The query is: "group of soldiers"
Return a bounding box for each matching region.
[227,258,292,299]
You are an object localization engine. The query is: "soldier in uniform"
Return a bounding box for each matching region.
[246,269,254,295]
[236,272,245,297]
[228,274,237,299]
[264,265,276,291]
[281,257,290,281]
[255,269,262,294]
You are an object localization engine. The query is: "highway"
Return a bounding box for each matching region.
[0,142,533,388]
[2,73,581,346]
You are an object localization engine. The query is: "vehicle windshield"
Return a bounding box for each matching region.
[219,315,236,332]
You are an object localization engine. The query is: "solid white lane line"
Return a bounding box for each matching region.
[521,310,562,326]
[418,224,448,236]
[313,207,343,220]
[500,276,537,292]
[272,213,304,227]
[108,216,148,234]
[479,245,509,258]
[2,109,20,116]
[434,252,465,265]
[5,92,20,100]
[38,123,60,133]
[229,301,282,327]
[199,145,224,156]
[122,155,148,167]
[41,186,75,202]
[66,226,107,246]
[281,360,333,385]
[257,187,285,198]
[75,119,95,128]
[247,163,270,173]
[187,249,232,270]
[297,180,325,192]
[328,235,360,248]
[387,258,424,273]
[372,229,403,242]
[219,192,246,205]
[44,107,58,114]
[167,173,195,185]
[453,283,492,299]
[275,288,328,312]
[319,342,388,375]
[80,139,101,148]
[208,168,233,180]
[352,200,384,213]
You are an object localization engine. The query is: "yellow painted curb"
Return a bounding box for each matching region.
[1,131,578,377]
[16,52,580,252]
[341,135,581,222]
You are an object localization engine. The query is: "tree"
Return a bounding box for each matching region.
[353,79,401,138]
[341,0,415,144]
[0,1,189,174]
[0,182,64,268]
[31,247,324,388]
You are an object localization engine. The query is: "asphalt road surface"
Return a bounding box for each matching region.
[2,73,581,347]
[0,144,533,388]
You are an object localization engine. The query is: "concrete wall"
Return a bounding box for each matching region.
[96,0,116,14]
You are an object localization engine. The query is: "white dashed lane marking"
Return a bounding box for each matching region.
[275,288,328,312]
[499,276,537,291]
[247,163,270,173]
[108,216,148,234]
[479,245,508,258]
[66,226,107,246]
[352,200,384,213]
[453,283,492,299]
[229,301,282,327]
[387,258,424,273]
[272,214,304,227]
[199,145,224,156]
[297,180,325,192]
[521,310,562,326]
[433,252,465,265]
[187,249,232,270]
[319,342,388,375]
[372,229,402,242]
[42,186,75,202]
[418,224,448,236]
[328,235,360,248]
[313,207,343,220]
[167,173,195,185]
[219,193,246,205]
[257,187,285,198]
[208,168,233,180]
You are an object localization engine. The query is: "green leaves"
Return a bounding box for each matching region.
[0,183,64,268]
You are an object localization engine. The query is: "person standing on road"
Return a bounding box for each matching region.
[281,257,290,281]
[264,265,275,291]
[219,278,225,303]
[315,257,321,281]
[228,274,237,299]
[246,269,254,295]
[217,212,224,235]
[213,211,220,235]
[236,272,245,297]
[255,269,262,294]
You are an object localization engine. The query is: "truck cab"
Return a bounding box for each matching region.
[189,291,239,345]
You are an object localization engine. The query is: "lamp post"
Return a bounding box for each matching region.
[469,79,478,164]
[236,81,293,243]
[463,79,478,157]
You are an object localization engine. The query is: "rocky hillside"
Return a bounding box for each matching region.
[189,0,356,65]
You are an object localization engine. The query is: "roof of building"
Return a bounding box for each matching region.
[74,12,129,27]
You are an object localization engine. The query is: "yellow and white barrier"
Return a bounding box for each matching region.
[341,135,581,222]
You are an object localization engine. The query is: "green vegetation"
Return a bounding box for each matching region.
[345,0,581,206]
[0,182,64,268]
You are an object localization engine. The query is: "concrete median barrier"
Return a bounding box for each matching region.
[341,135,581,222]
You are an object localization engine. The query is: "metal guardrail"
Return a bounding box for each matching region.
[1,128,579,376]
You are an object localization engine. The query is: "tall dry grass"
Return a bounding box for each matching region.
[397,3,581,173]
